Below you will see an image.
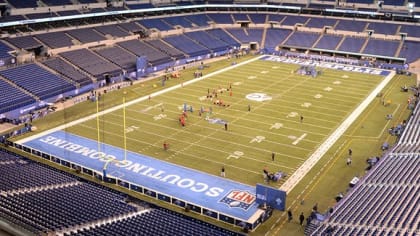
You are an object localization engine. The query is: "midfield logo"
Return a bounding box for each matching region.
[219,190,256,210]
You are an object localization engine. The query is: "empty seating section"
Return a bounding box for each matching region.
[95,46,137,71]
[25,12,58,20]
[248,14,267,24]
[35,32,74,48]
[0,151,20,161]
[146,39,185,60]
[0,41,13,60]
[66,28,106,44]
[0,64,75,99]
[0,79,35,113]
[7,0,37,8]
[162,16,194,28]
[0,150,243,236]
[0,183,136,233]
[42,0,72,5]
[268,14,286,23]
[335,20,367,32]
[307,3,334,9]
[42,58,91,86]
[118,40,172,65]
[6,36,42,50]
[227,28,263,44]
[338,37,366,53]
[366,155,419,184]
[0,15,25,23]
[185,31,229,52]
[312,102,420,236]
[398,41,420,63]
[282,2,306,7]
[60,49,121,78]
[284,32,320,48]
[206,29,240,48]
[281,15,309,26]
[207,13,234,24]
[70,209,240,236]
[95,25,130,38]
[185,14,211,27]
[383,0,405,5]
[305,18,337,28]
[0,161,76,192]
[163,35,210,57]
[397,103,420,146]
[126,3,155,9]
[232,13,249,22]
[312,155,420,236]
[118,22,144,33]
[314,35,343,50]
[138,18,173,31]
[363,39,400,57]
[399,25,420,37]
[56,10,80,16]
[367,22,398,35]
[264,28,292,49]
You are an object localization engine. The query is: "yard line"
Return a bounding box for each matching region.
[280,71,396,193]
[158,93,336,131]
[105,111,311,159]
[292,133,307,145]
[166,88,349,118]
[84,113,299,171]
[127,101,327,142]
[75,124,275,176]
[16,55,266,145]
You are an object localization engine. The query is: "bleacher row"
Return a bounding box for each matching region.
[0,150,243,236]
[0,12,418,116]
[311,102,420,236]
[2,13,419,55]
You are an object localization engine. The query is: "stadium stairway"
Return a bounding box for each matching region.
[281,29,295,46]
[3,180,81,196]
[57,54,98,82]
[37,61,80,88]
[260,26,268,49]
[311,33,324,49]
[221,28,242,45]
[359,37,369,54]
[243,28,249,36]
[57,209,152,236]
[335,35,347,51]
[304,220,320,236]
[394,40,405,58]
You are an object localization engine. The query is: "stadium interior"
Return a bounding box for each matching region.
[0,0,419,235]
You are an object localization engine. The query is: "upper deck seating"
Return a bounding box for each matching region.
[163,35,210,57]
[117,40,172,66]
[60,49,121,78]
[35,32,74,49]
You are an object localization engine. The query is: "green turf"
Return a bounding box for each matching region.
[11,56,417,236]
[64,59,385,188]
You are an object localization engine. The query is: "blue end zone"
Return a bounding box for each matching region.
[260,55,391,76]
[22,130,260,221]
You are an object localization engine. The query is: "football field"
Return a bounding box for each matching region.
[60,56,385,188]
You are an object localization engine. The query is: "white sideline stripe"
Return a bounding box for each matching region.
[280,71,396,193]
[16,55,265,145]
[292,133,307,145]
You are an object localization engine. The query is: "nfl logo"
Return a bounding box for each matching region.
[219,190,256,210]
